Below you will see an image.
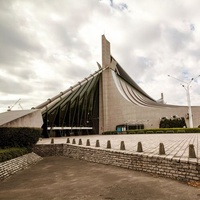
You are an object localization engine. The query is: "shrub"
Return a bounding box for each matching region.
[0,147,30,162]
[159,116,187,128]
[102,131,118,135]
[127,128,200,134]
[0,127,42,149]
[103,128,200,134]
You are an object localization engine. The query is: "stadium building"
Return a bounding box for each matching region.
[35,35,200,137]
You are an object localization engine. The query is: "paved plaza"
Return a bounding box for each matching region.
[37,134,200,164]
[1,157,200,200]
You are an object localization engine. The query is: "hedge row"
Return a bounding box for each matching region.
[0,147,30,162]
[103,128,200,135]
[0,127,42,149]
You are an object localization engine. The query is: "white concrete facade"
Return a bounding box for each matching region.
[99,35,200,133]
[0,110,43,128]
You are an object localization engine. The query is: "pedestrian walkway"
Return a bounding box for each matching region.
[37,133,200,164]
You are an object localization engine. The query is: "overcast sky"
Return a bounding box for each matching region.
[0,0,200,113]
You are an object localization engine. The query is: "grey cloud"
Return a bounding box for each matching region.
[0,2,44,67]
[163,27,193,52]
[0,74,33,94]
[43,52,94,83]
[41,80,65,93]
[47,22,91,59]
[61,65,93,84]
[0,99,17,105]
[33,64,93,95]
[0,21,41,53]
[188,49,200,61]
[99,0,128,11]
[133,23,162,47]
[0,99,19,111]
[190,24,195,31]
[109,0,128,11]
[0,0,200,111]
[10,67,37,81]
[125,56,154,76]
[0,59,38,81]
[193,84,200,95]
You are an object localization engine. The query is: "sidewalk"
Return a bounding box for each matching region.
[37,134,200,163]
[0,157,200,200]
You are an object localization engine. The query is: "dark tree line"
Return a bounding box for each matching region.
[159,116,187,128]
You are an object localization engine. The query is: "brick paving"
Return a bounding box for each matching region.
[37,134,200,163]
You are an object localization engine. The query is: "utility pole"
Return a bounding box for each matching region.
[168,75,200,128]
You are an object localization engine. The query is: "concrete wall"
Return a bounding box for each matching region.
[33,144,200,182]
[1,110,43,128]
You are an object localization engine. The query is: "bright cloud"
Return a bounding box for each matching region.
[0,0,200,113]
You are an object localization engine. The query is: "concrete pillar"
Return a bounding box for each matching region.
[72,139,76,144]
[189,144,196,158]
[120,141,126,150]
[51,138,54,144]
[96,140,100,147]
[99,35,112,134]
[86,139,90,146]
[159,143,165,155]
[102,35,111,68]
[107,140,111,149]
[78,139,82,145]
[137,142,143,152]
[66,138,70,143]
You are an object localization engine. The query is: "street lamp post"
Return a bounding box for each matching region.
[168,75,200,128]
[183,82,193,128]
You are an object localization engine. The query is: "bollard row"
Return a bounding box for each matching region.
[64,138,197,158]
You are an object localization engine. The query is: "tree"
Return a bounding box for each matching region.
[159,116,186,128]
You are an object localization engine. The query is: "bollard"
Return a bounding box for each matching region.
[66,138,70,143]
[159,143,165,155]
[107,140,111,149]
[137,142,143,152]
[120,141,126,150]
[78,139,82,145]
[86,139,90,146]
[189,144,196,158]
[72,138,76,144]
[51,138,54,144]
[96,140,100,147]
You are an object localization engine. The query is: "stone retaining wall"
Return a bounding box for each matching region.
[33,144,200,182]
[0,152,43,181]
